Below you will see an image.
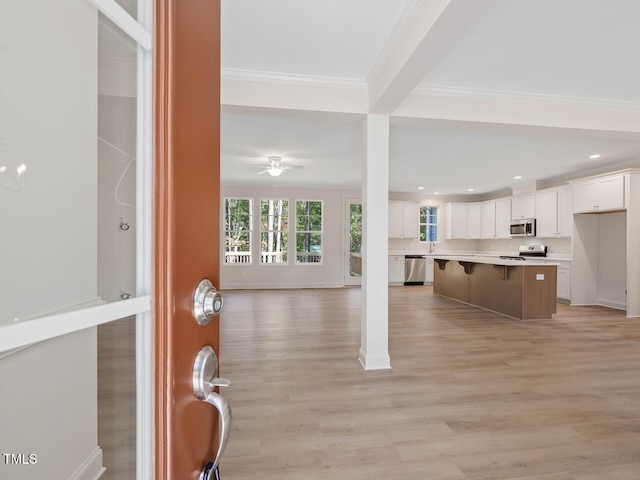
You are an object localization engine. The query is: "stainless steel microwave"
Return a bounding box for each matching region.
[510,218,536,237]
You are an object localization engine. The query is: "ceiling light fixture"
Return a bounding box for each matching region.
[267,167,283,177]
[418,186,424,190]
[589,154,601,159]
[434,192,439,195]
[467,188,474,192]
[514,175,522,179]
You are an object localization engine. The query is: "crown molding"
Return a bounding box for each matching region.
[221,68,367,91]
[412,84,640,111]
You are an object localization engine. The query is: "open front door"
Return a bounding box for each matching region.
[154,1,227,479]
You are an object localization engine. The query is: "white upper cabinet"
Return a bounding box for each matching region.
[573,174,625,213]
[480,201,496,239]
[445,203,468,239]
[467,203,482,239]
[557,187,574,237]
[495,197,512,238]
[535,190,558,238]
[511,194,536,219]
[389,201,419,238]
[534,187,574,238]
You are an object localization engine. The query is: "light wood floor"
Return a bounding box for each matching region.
[220,286,640,480]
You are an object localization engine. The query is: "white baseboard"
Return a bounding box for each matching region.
[358,347,391,370]
[222,282,344,290]
[596,298,627,311]
[68,447,105,480]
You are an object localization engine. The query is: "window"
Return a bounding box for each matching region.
[295,200,322,264]
[260,199,288,264]
[224,198,252,263]
[420,206,438,242]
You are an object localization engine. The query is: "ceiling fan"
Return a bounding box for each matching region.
[256,156,303,177]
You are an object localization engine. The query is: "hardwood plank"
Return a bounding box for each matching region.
[219,286,640,479]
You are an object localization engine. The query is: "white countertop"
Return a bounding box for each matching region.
[430,254,561,267]
[388,249,571,263]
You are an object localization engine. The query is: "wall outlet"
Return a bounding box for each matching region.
[536,273,544,280]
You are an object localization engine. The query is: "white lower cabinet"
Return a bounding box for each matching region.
[556,262,571,301]
[425,258,434,284]
[389,255,405,285]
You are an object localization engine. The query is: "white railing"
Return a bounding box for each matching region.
[225,252,252,264]
[225,251,321,264]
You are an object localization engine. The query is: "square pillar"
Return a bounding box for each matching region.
[360,114,391,370]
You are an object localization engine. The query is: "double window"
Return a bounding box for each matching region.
[224,198,323,265]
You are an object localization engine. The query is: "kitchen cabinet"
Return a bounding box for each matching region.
[557,187,573,237]
[388,255,405,285]
[511,194,535,219]
[467,203,482,239]
[446,202,484,239]
[480,201,496,239]
[389,201,419,238]
[535,190,558,238]
[425,257,434,284]
[533,187,574,238]
[495,197,512,238]
[556,261,571,301]
[573,174,624,213]
[445,203,468,239]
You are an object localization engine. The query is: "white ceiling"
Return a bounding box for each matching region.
[220,0,640,196]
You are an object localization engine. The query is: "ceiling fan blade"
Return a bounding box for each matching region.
[282,164,303,170]
[257,169,270,174]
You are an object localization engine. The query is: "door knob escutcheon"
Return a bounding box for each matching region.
[194,279,223,326]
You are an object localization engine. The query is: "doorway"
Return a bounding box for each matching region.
[344,198,362,286]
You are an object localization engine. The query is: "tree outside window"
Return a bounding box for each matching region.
[295,200,322,264]
[224,198,252,263]
[261,199,288,264]
[420,206,438,242]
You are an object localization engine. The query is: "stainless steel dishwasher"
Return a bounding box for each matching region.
[404,255,426,285]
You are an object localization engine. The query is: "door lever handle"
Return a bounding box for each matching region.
[193,345,232,476]
[205,378,231,389]
[202,390,232,473]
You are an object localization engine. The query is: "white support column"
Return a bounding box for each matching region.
[625,172,640,317]
[359,115,391,370]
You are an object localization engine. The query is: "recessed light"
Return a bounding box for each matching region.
[433,192,439,195]
[467,188,474,192]
[514,175,522,180]
[418,186,424,190]
[589,154,601,159]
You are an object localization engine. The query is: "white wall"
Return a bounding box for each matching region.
[597,212,627,308]
[221,186,359,289]
[98,95,137,302]
[0,1,103,479]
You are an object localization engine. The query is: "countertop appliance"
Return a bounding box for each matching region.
[499,244,547,261]
[518,244,547,258]
[404,255,426,285]
[510,218,536,237]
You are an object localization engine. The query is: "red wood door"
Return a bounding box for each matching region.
[154,1,225,478]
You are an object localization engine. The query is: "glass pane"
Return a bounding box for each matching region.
[260,232,288,264]
[349,203,362,277]
[98,316,137,480]
[115,0,138,20]
[0,3,139,324]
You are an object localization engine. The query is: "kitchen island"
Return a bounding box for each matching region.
[433,255,558,319]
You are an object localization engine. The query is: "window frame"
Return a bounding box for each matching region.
[419,205,439,243]
[223,197,254,265]
[259,198,289,265]
[294,199,323,265]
